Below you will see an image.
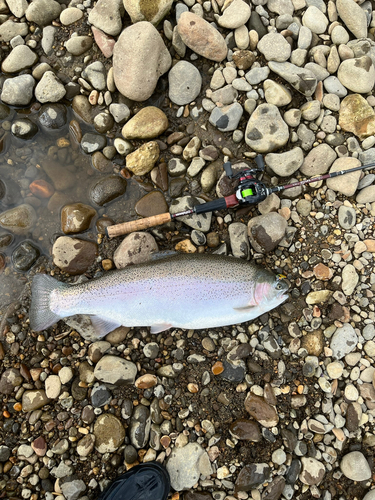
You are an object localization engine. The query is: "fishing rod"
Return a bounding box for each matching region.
[106,156,375,238]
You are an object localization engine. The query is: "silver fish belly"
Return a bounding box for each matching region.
[29,253,289,337]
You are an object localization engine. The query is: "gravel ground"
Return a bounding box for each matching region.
[0,0,375,499]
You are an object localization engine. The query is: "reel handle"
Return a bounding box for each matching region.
[106,212,172,238]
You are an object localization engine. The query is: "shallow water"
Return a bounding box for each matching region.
[0,104,147,311]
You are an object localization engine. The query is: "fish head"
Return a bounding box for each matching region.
[253,270,289,308]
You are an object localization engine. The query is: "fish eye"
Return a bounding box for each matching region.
[276,282,284,290]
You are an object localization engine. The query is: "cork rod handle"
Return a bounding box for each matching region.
[106,212,172,238]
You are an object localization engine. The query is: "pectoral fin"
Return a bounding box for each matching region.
[89,315,122,338]
[150,323,172,334]
[233,305,257,312]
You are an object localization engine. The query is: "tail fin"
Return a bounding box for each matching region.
[29,274,68,331]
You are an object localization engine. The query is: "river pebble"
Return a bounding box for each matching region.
[166,443,213,491]
[113,22,171,101]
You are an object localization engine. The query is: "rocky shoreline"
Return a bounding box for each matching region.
[0,0,375,499]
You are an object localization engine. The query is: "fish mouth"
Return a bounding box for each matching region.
[279,292,289,302]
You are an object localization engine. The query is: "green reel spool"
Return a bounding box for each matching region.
[241,188,254,197]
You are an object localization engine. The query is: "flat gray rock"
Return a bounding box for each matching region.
[340,451,371,481]
[323,76,347,97]
[245,103,289,153]
[247,212,288,253]
[209,102,243,132]
[1,45,37,73]
[1,74,35,106]
[166,443,213,491]
[168,60,202,105]
[336,0,367,39]
[326,157,362,196]
[267,0,294,16]
[35,71,66,103]
[337,56,375,94]
[0,20,28,42]
[229,222,250,259]
[60,476,86,500]
[302,5,328,34]
[217,0,251,28]
[265,147,304,177]
[258,32,291,62]
[357,185,375,204]
[330,324,358,359]
[94,355,137,385]
[245,66,270,85]
[88,0,124,36]
[82,61,107,91]
[268,61,317,97]
[113,21,171,101]
[300,143,336,176]
[25,0,61,26]
[338,205,356,229]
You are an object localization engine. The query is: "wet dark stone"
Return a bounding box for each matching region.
[151,163,168,191]
[38,104,67,130]
[81,132,107,154]
[94,112,114,134]
[0,368,23,394]
[281,429,297,452]
[262,476,286,500]
[169,177,187,198]
[90,174,127,206]
[235,463,271,492]
[0,178,21,207]
[285,459,301,484]
[262,427,277,442]
[124,444,138,464]
[248,11,268,38]
[91,385,112,407]
[302,362,315,377]
[220,359,245,383]
[9,465,20,478]
[228,343,252,361]
[11,118,38,140]
[71,377,87,401]
[92,151,114,173]
[301,281,311,295]
[81,405,95,424]
[0,445,11,462]
[346,402,360,432]
[3,419,13,432]
[135,191,168,217]
[12,241,40,271]
[96,216,114,233]
[121,399,134,420]
[41,478,54,492]
[61,203,96,234]
[0,103,11,120]
[129,405,151,449]
[184,493,213,500]
[229,419,261,441]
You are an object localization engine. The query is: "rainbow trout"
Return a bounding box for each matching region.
[29,253,288,337]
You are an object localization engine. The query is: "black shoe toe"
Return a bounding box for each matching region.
[97,461,170,500]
